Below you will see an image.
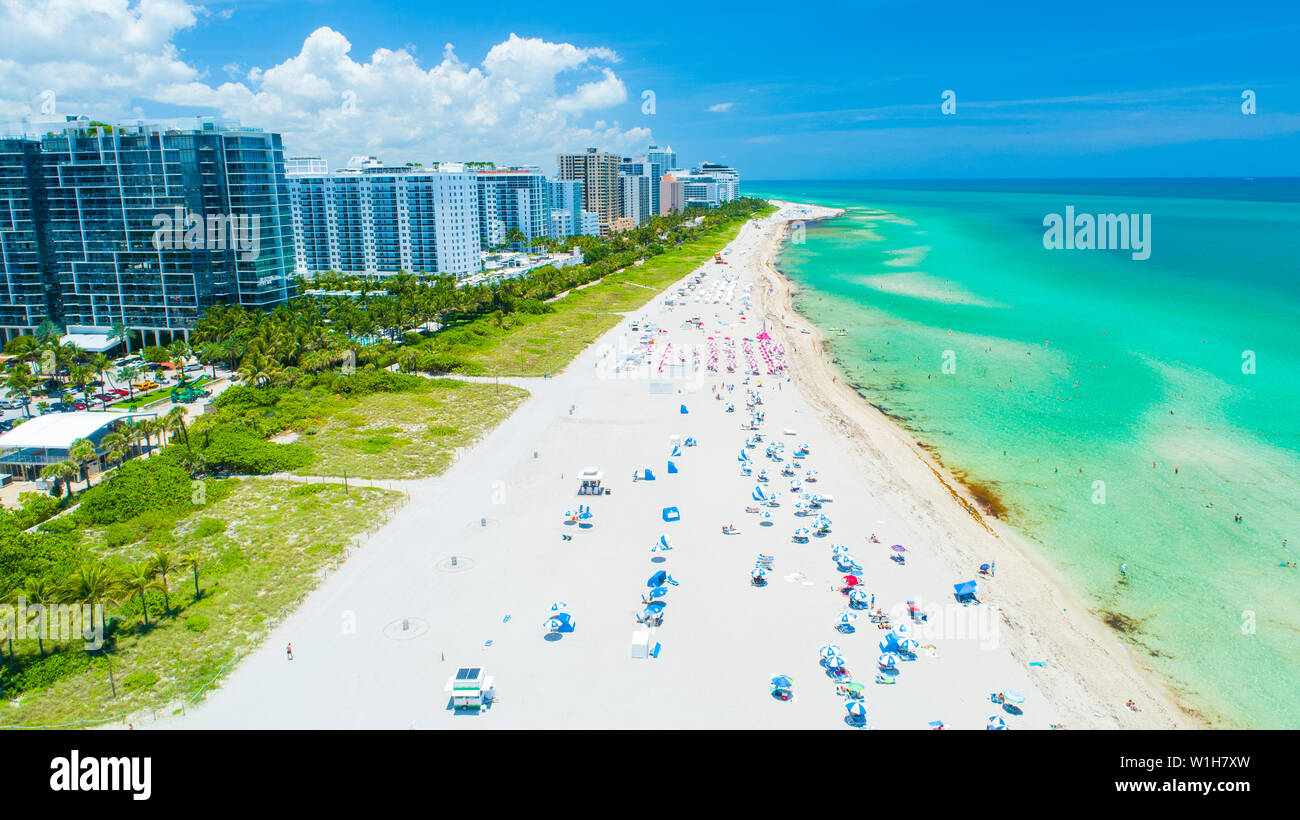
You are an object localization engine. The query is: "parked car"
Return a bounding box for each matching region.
[111,388,130,397]
[184,362,205,372]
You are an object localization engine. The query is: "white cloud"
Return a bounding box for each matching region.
[0,2,650,168]
[708,102,735,112]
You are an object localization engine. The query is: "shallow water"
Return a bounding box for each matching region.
[750,179,1300,728]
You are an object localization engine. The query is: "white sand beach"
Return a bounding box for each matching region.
[160,201,1195,730]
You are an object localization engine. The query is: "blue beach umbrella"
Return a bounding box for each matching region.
[649,586,668,598]
[845,700,867,718]
[837,611,858,626]
[831,543,850,556]
[549,602,567,613]
[878,653,899,670]
[849,589,869,604]
[752,486,767,501]
[988,715,1008,730]
[823,654,846,669]
[644,601,666,615]
[770,675,794,689]
[1003,689,1026,705]
[820,644,843,658]
[544,618,563,632]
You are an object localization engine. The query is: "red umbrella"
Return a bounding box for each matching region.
[842,575,860,587]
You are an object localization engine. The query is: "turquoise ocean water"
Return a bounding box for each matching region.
[749,179,1300,728]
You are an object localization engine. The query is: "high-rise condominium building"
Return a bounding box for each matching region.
[287,157,481,279]
[0,116,294,345]
[557,148,620,235]
[474,166,550,249]
[644,144,677,217]
[659,162,742,215]
[548,177,600,239]
[618,157,652,227]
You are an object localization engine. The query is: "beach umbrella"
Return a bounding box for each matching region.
[761,511,773,521]
[837,611,858,626]
[544,618,563,632]
[658,534,672,550]
[648,586,669,599]
[1003,689,1026,705]
[893,621,910,636]
[954,580,979,597]
[752,486,767,501]
[897,638,920,654]
[548,602,568,613]
[835,553,856,566]
[849,589,869,604]
[891,544,907,553]
[819,644,843,659]
[831,543,850,556]
[644,601,666,615]
[770,675,794,689]
[842,575,859,587]
[647,570,668,588]
[737,450,750,462]
[793,527,810,540]
[751,567,767,581]
[987,716,1008,730]
[845,700,867,718]
[878,653,899,670]
[841,681,866,698]
[823,653,846,669]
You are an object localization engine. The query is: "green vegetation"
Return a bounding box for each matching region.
[0,479,404,726]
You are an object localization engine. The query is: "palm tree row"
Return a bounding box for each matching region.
[2,548,202,659]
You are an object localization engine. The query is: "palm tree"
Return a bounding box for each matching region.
[3,365,34,418]
[68,438,97,490]
[163,405,190,451]
[118,366,139,399]
[117,561,162,628]
[180,550,202,599]
[40,459,77,499]
[108,321,133,354]
[100,431,129,468]
[150,549,178,616]
[34,318,62,346]
[89,352,111,390]
[61,563,119,634]
[5,578,57,657]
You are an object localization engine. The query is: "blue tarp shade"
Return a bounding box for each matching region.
[954,580,979,597]
[642,468,655,480]
[662,506,680,522]
[667,461,678,474]
[680,404,688,414]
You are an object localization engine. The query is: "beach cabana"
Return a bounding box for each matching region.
[667,460,678,474]
[954,580,979,603]
[662,506,680,522]
[680,404,688,414]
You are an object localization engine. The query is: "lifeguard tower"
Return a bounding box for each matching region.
[577,467,605,496]
[444,666,495,711]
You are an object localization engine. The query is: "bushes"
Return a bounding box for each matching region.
[0,649,100,697]
[121,670,158,692]
[73,459,194,527]
[192,517,227,538]
[183,615,209,633]
[195,426,314,475]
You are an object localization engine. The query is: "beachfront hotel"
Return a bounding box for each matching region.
[659,162,742,215]
[557,148,622,235]
[0,116,295,347]
[286,156,482,279]
[473,165,553,249]
[548,178,601,238]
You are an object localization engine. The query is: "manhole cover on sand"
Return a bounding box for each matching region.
[436,556,476,573]
[383,617,430,640]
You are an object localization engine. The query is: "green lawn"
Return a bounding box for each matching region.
[292,378,528,480]
[1,478,405,727]
[434,215,766,376]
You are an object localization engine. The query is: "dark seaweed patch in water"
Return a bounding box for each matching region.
[1100,610,1147,636]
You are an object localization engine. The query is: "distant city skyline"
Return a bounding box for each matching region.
[1,1,1297,179]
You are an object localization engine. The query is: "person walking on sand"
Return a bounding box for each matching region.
[286,643,294,661]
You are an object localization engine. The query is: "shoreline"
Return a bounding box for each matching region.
[757,200,1205,728]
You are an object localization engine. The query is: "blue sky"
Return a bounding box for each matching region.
[5,0,1298,178]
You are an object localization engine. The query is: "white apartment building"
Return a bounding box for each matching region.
[287,157,482,278]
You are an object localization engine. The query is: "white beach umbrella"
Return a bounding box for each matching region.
[548,602,568,613]
[831,543,850,556]
[987,716,1008,730]
[820,644,843,658]
[837,611,858,626]
[823,653,846,669]
[845,700,867,718]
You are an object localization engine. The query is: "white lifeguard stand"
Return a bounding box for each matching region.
[444,666,495,711]
[578,467,604,496]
